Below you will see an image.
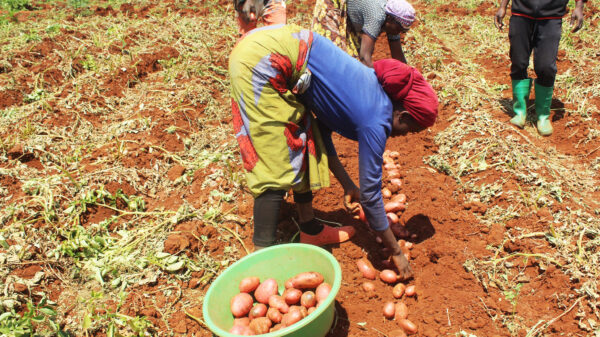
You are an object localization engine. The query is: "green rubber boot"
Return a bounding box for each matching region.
[510,79,531,128]
[535,83,554,136]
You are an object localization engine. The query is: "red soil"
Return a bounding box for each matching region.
[1,0,597,336]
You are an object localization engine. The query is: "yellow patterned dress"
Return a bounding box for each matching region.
[228,24,330,198]
[311,0,360,58]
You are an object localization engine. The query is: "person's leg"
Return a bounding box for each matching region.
[533,19,561,88]
[253,190,286,249]
[294,191,322,233]
[294,191,356,246]
[532,19,562,136]
[508,15,534,128]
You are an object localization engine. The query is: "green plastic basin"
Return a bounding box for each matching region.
[203,243,341,336]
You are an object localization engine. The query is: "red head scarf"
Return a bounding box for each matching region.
[373,59,439,128]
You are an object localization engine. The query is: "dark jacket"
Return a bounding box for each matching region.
[511,0,569,18]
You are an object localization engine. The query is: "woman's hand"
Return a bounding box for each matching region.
[344,185,361,216]
[391,253,413,280]
[377,227,413,280]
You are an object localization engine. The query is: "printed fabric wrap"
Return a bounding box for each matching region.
[311,0,360,58]
[229,24,330,197]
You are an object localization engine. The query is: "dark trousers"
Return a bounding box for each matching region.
[253,189,313,247]
[509,15,562,87]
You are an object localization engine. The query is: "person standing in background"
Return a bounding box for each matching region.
[494,0,586,136]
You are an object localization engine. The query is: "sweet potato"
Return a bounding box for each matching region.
[387,212,399,225]
[249,317,272,334]
[229,325,253,335]
[282,310,303,327]
[233,317,250,327]
[356,258,377,280]
[384,201,406,213]
[287,272,324,289]
[229,325,243,334]
[380,269,399,284]
[300,291,316,308]
[307,306,317,315]
[315,282,332,302]
[382,187,392,198]
[398,318,417,334]
[361,281,376,293]
[270,324,283,332]
[395,302,408,320]
[288,305,308,317]
[384,162,397,171]
[392,283,406,298]
[387,170,401,179]
[268,295,289,314]
[383,301,395,319]
[283,288,302,305]
[238,276,260,293]
[387,182,400,193]
[248,303,267,320]
[254,278,278,304]
[391,193,407,204]
[230,293,253,318]
[390,178,402,188]
[284,279,294,289]
[267,307,282,324]
[405,285,416,297]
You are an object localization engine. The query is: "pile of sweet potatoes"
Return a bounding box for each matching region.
[229,271,331,335]
[356,240,418,336]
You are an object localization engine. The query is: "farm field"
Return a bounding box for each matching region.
[0,0,599,336]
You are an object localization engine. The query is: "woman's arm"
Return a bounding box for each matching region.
[388,39,407,64]
[359,33,376,68]
[318,121,361,213]
[358,129,413,280]
[328,153,361,214]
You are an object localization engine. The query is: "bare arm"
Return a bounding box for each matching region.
[329,143,411,279]
[570,0,585,33]
[359,33,376,68]
[378,227,412,280]
[388,39,407,64]
[328,154,361,214]
[494,0,511,30]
